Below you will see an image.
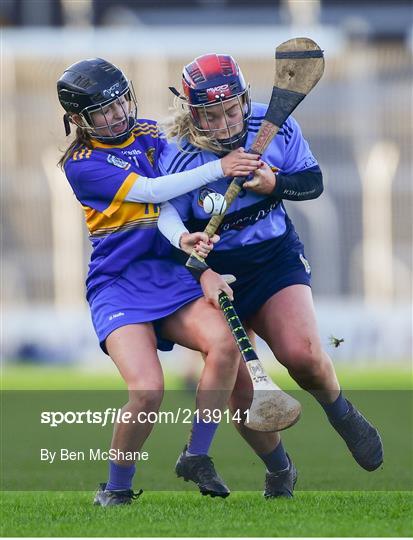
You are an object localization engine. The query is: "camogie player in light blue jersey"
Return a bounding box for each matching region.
[57,58,261,506]
[159,53,383,497]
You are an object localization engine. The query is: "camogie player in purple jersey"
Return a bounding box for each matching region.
[57,58,261,506]
[159,53,383,496]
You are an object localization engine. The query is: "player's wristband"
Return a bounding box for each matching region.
[272,166,323,201]
[171,246,210,282]
[186,257,210,282]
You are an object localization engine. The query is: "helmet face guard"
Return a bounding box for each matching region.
[186,91,251,150]
[179,54,251,151]
[57,58,138,144]
[71,83,138,143]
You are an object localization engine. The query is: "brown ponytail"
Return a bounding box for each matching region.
[160,98,230,155]
[57,127,93,169]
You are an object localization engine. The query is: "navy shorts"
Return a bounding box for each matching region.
[206,225,311,321]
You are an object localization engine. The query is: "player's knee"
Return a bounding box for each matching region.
[204,327,239,359]
[209,339,240,371]
[280,340,325,379]
[127,387,164,413]
[126,374,164,410]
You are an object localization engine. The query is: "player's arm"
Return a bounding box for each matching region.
[125,148,260,204]
[244,116,323,200]
[158,201,219,257]
[271,165,323,201]
[158,201,232,305]
[244,163,323,201]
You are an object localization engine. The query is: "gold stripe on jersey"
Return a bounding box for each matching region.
[132,127,159,138]
[133,122,158,131]
[90,217,158,238]
[132,127,158,135]
[134,131,159,139]
[89,123,159,149]
[133,123,157,130]
[102,172,138,217]
[135,121,158,131]
[73,147,93,161]
[83,200,160,236]
[133,126,158,134]
[91,134,136,149]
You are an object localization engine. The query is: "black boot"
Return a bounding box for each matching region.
[93,483,143,507]
[329,400,383,471]
[263,454,297,498]
[175,446,230,498]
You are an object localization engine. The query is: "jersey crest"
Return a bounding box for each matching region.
[197,187,216,208]
[145,147,155,167]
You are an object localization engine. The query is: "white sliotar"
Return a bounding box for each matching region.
[203,193,227,215]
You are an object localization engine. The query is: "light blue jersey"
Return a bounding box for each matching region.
[159,103,318,250]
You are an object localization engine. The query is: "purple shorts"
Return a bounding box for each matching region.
[89,257,203,354]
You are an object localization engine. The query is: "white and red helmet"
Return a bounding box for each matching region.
[176,54,251,149]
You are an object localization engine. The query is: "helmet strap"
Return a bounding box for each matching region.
[169,86,184,99]
[63,113,71,136]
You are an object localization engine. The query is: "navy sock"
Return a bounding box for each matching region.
[319,391,349,422]
[187,418,219,455]
[106,460,136,491]
[259,441,289,473]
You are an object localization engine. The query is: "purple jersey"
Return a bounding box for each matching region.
[159,103,318,250]
[64,119,170,301]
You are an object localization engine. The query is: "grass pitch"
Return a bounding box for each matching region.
[1,364,412,537]
[3,363,412,391]
[1,491,412,537]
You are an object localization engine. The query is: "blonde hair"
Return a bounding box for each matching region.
[161,98,231,155]
[57,127,93,169]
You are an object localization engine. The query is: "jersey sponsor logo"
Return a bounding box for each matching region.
[122,149,142,156]
[186,195,281,234]
[299,254,311,274]
[107,154,131,170]
[219,201,279,233]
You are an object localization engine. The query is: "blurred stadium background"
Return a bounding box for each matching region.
[1,0,412,377]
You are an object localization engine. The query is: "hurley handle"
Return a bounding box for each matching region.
[218,292,258,363]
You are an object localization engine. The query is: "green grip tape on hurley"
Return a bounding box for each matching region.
[218,292,258,363]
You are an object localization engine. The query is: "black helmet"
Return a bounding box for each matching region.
[57,58,138,144]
